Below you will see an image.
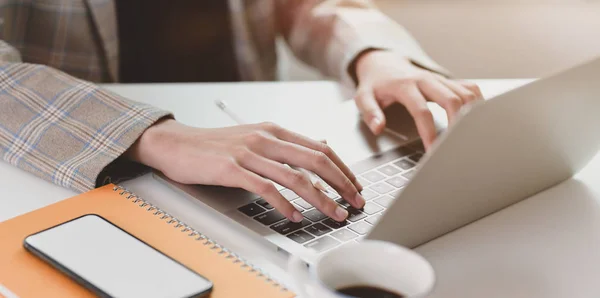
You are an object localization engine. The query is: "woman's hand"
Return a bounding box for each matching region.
[127,119,364,223]
[354,50,484,150]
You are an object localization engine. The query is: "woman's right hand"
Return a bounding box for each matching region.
[126,119,365,223]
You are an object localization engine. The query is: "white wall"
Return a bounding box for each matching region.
[278,0,600,80]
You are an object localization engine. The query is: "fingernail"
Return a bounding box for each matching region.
[369,117,381,132]
[335,206,349,221]
[292,210,304,223]
[354,193,366,208]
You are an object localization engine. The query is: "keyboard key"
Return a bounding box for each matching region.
[271,219,312,235]
[362,171,385,183]
[255,199,274,210]
[335,198,352,209]
[304,236,340,252]
[362,202,384,215]
[293,203,305,211]
[330,229,358,242]
[370,183,394,194]
[389,189,402,198]
[357,176,371,187]
[378,165,401,176]
[349,221,372,235]
[355,236,366,243]
[374,196,394,208]
[394,159,416,170]
[346,208,367,222]
[360,188,378,201]
[366,214,382,225]
[322,218,349,229]
[402,170,416,180]
[280,189,299,201]
[254,210,285,225]
[305,223,332,237]
[386,176,408,188]
[303,209,327,222]
[238,203,266,217]
[409,153,423,163]
[287,230,315,244]
[294,198,313,209]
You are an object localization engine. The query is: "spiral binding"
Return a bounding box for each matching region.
[112,185,288,292]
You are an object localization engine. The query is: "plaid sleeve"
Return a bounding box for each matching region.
[277,0,451,88]
[0,42,171,192]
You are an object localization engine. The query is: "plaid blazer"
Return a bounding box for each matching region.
[0,0,445,193]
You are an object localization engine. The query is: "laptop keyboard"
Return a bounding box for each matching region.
[237,144,423,253]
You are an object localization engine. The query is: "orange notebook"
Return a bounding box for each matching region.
[0,184,295,298]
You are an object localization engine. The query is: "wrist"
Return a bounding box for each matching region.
[354,50,413,83]
[355,49,381,76]
[125,118,179,171]
[350,49,381,86]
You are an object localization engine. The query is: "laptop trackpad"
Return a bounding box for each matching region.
[155,173,258,213]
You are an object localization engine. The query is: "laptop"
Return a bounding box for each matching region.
[154,56,600,264]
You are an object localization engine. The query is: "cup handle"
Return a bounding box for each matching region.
[287,255,312,298]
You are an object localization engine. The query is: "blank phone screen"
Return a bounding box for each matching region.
[24,214,212,298]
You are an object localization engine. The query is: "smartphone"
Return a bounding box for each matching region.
[23,214,213,298]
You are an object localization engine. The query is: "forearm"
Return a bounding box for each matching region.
[0,45,171,192]
[123,118,179,174]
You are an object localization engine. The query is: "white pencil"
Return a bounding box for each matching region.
[215,100,246,125]
[215,100,329,193]
[384,127,409,141]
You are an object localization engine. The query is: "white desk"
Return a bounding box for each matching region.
[2,80,599,298]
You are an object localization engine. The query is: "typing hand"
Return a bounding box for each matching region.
[126,119,364,223]
[353,50,484,150]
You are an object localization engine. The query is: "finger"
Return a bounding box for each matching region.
[238,152,349,222]
[374,84,437,150]
[266,125,363,192]
[231,161,302,222]
[418,79,463,124]
[437,78,479,104]
[458,80,484,100]
[249,136,364,209]
[354,89,386,135]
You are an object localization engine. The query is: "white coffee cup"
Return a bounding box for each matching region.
[287,240,435,298]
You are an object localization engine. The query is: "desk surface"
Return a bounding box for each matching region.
[2,79,600,298]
